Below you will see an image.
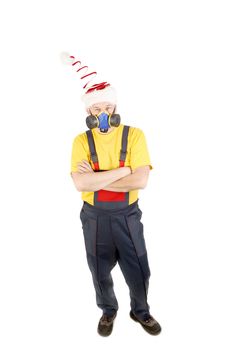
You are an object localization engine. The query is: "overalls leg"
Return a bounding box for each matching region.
[80,209,119,317]
[110,210,151,321]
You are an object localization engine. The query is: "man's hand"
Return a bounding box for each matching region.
[77,160,94,174]
[103,165,150,192]
[72,162,131,192]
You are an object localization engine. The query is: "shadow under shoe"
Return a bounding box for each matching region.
[130,311,162,335]
[97,313,117,337]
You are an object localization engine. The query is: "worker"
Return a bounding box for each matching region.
[70,84,162,337]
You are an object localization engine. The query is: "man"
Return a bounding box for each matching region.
[70,85,161,336]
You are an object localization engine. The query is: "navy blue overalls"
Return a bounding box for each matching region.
[79,125,151,320]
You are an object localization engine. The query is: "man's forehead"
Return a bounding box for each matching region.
[91,102,115,108]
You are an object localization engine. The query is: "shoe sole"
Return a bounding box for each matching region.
[130,311,162,335]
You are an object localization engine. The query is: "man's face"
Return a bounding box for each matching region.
[86,102,116,116]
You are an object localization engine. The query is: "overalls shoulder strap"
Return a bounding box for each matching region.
[86,125,130,170]
[86,129,99,170]
[86,126,131,208]
[119,125,130,167]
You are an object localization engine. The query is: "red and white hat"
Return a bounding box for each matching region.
[60,52,117,108]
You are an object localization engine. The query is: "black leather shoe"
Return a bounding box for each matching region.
[97,313,117,337]
[130,311,162,335]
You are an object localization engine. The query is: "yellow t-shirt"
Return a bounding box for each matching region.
[70,124,153,205]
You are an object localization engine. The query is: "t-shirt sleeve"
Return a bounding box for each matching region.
[70,135,89,175]
[130,128,153,171]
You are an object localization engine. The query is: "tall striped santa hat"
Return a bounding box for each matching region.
[60,52,117,108]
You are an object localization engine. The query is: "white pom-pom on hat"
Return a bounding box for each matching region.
[60,52,75,65]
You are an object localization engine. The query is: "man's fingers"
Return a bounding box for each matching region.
[78,164,91,171]
[80,160,94,171]
[77,161,89,167]
[82,160,93,169]
[77,166,88,172]
[77,160,93,173]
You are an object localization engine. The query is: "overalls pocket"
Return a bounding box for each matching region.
[125,208,146,257]
[125,208,151,281]
[80,209,97,257]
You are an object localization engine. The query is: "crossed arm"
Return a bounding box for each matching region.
[71,160,150,192]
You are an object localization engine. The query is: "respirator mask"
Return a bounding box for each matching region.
[86,108,121,133]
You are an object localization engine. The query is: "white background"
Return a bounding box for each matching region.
[0,0,233,349]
